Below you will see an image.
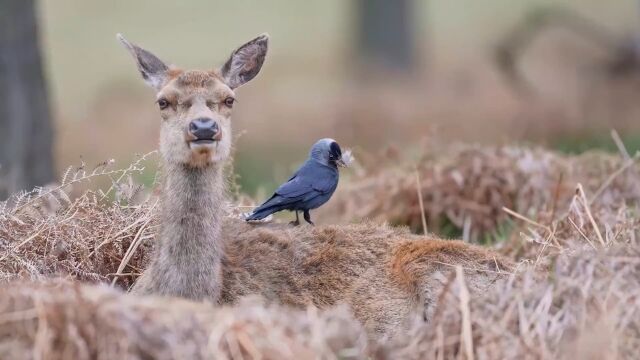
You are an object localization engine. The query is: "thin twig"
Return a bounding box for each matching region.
[100,151,157,201]
[0,223,48,263]
[462,215,472,243]
[456,266,474,360]
[502,207,551,233]
[436,326,444,360]
[111,201,157,286]
[235,331,262,360]
[0,308,38,325]
[611,129,631,161]
[414,167,428,234]
[589,153,639,205]
[533,226,557,269]
[549,172,564,224]
[576,183,605,246]
[567,216,597,250]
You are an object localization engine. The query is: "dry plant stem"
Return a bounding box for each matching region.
[235,332,262,360]
[323,143,640,247]
[610,129,631,161]
[576,183,606,246]
[99,151,157,201]
[436,326,444,360]
[549,172,564,224]
[111,200,158,286]
[0,223,47,263]
[589,129,637,205]
[462,216,472,242]
[589,153,639,205]
[415,167,428,234]
[0,281,371,359]
[502,207,551,234]
[90,213,149,257]
[0,308,38,325]
[4,143,640,357]
[12,153,150,214]
[456,266,474,360]
[533,241,550,269]
[567,217,597,250]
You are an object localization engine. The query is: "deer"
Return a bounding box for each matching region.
[119,33,512,337]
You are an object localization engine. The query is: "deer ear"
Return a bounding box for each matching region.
[117,34,169,90]
[220,34,269,89]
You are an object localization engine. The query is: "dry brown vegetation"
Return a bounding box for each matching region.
[380,242,640,359]
[0,281,368,360]
[322,140,640,244]
[1,143,639,359]
[0,154,157,288]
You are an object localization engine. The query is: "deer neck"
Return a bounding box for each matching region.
[153,163,226,299]
[159,163,225,254]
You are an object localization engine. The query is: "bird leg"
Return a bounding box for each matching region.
[303,210,314,226]
[289,211,300,226]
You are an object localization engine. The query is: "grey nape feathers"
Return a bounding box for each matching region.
[246,138,348,225]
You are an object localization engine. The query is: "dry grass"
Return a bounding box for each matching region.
[0,154,157,288]
[321,142,640,244]
[380,241,640,359]
[376,154,640,358]
[1,144,640,358]
[0,280,368,360]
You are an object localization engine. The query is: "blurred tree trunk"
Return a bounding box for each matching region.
[0,0,54,199]
[356,0,416,72]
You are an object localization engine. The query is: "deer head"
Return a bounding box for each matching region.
[118,33,268,169]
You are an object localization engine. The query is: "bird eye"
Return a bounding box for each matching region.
[224,97,235,108]
[157,98,170,110]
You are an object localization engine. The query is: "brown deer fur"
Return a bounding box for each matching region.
[119,34,512,336]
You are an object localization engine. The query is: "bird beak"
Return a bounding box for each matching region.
[336,157,347,167]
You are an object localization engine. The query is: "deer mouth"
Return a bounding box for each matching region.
[187,130,222,149]
[191,139,216,145]
[188,133,222,149]
[189,139,220,153]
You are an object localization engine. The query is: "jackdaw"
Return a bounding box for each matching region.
[246,138,351,225]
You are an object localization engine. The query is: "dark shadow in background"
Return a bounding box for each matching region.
[0,0,54,200]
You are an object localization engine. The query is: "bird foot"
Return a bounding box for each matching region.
[289,220,300,226]
[303,211,314,226]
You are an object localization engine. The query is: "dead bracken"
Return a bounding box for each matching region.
[1,144,639,359]
[321,143,640,244]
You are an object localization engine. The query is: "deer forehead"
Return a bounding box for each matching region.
[159,69,234,100]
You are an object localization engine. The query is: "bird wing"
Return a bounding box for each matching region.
[275,161,337,199]
[247,161,338,220]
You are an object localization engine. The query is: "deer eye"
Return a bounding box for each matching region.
[224,97,235,108]
[157,98,170,110]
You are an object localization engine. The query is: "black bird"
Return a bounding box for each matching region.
[246,138,349,225]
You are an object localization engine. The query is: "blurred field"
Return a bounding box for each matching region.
[38,0,640,194]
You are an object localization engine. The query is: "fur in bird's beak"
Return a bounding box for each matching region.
[338,149,354,168]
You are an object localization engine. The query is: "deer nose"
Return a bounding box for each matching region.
[189,118,219,140]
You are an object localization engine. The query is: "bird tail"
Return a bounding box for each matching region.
[245,208,271,221]
[245,201,285,221]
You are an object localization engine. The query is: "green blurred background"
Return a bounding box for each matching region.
[29,1,640,195]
